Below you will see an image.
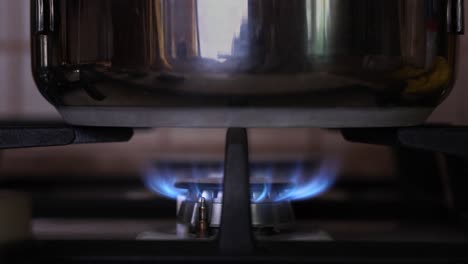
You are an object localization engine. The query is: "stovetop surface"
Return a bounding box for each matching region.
[32,218,468,243]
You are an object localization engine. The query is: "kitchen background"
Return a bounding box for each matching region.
[0,1,467,183]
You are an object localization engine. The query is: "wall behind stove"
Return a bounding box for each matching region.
[0,1,465,180]
[0,1,61,120]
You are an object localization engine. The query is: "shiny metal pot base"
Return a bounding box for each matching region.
[58,107,433,128]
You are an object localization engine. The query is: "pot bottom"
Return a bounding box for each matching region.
[58,107,434,128]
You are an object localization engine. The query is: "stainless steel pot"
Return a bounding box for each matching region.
[31,0,464,127]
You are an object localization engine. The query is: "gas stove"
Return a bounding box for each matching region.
[2,126,468,263]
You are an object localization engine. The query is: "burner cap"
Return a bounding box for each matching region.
[175,177,292,191]
[176,177,296,230]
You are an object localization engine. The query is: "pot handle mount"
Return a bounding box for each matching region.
[448,0,465,34]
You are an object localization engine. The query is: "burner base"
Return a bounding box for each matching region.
[177,200,295,231]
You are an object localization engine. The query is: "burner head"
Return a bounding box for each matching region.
[144,161,338,232]
[176,178,295,230]
[174,177,293,202]
[178,199,295,231]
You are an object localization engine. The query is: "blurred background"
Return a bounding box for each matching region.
[0,1,467,181]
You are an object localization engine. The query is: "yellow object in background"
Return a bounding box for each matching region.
[393,57,451,95]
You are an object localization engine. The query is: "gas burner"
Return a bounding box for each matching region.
[176,177,295,233]
[143,160,338,238]
[134,130,341,245]
[144,161,338,203]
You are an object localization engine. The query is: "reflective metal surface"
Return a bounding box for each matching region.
[178,199,295,230]
[31,0,461,127]
[175,173,295,230]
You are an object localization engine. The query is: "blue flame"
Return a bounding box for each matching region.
[252,165,273,203]
[191,164,203,197]
[252,183,269,203]
[144,160,338,202]
[274,160,338,202]
[143,165,187,200]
